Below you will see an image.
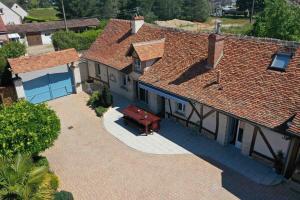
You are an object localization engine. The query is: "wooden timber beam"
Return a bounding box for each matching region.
[214,111,219,140]
[258,127,278,160]
[188,101,201,120]
[168,99,172,115]
[186,109,194,127]
[202,109,216,119]
[249,127,259,156]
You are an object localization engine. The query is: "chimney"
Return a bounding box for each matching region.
[131,15,144,34]
[207,20,224,68]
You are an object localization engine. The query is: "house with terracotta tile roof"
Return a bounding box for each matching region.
[83,17,300,178]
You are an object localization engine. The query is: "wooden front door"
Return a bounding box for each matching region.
[26,32,42,46]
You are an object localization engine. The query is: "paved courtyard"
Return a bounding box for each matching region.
[45,93,300,200]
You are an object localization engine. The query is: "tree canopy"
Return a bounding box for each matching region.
[236,0,265,13]
[0,100,60,157]
[54,0,211,22]
[252,0,300,41]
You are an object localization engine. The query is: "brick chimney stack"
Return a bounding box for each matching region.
[131,15,144,34]
[207,21,224,68]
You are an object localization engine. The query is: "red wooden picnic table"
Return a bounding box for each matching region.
[122,105,161,135]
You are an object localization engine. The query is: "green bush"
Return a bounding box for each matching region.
[0,154,56,199]
[33,155,50,167]
[95,106,108,117]
[49,172,60,191]
[24,15,47,22]
[0,100,60,157]
[87,91,102,108]
[101,85,113,107]
[52,29,102,51]
[55,191,74,200]
[0,41,26,85]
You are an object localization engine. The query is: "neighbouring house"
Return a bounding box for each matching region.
[0,15,8,45]
[8,48,82,104]
[5,18,100,46]
[83,17,300,178]
[10,3,28,20]
[0,1,22,25]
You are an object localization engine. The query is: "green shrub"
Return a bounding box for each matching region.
[55,191,74,200]
[101,85,113,107]
[0,154,56,199]
[33,155,50,167]
[49,172,60,191]
[0,42,26,85]
[0,100,60,157]
[52,29,102,51]
[95,106,108,117]
[87,91,102,108]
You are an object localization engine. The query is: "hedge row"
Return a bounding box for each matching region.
[52,29,102,51]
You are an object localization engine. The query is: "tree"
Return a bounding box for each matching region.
[100,0,120,19]
[0,154,57,200]
[236,0,265,13]
[54,0,97,19]
[0,100,60,157]
[190,0,210,22]
[153,0,183,20]
[0,41,26,85]
[252,0,300,41]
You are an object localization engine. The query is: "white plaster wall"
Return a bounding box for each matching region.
[88,61,109,83]
[108,67,135,100]
[18,65,69,82]
[78,61,89,82]
[13,78,25,99]
[241,122,255,156]
[11,3,28,19]
[41,32,52,45]
[147,91,161,114]
[254,127,290,158]
[216,113,228,145]
[0,2,22,25]
[203,105,217,133]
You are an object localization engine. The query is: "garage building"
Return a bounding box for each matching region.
[8,48,82,104]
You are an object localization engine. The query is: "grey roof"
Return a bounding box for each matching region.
[6,18,100,33]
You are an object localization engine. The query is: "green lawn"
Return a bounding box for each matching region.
[28,7,60,21]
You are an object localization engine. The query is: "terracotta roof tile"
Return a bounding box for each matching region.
[84,19,300,130]
[288,112,300,135]
[132,39,165,61]
[8,48,79,74]
[6,18,99,33]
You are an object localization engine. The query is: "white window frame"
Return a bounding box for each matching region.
[176,102,185,114]
[134,59,142,71]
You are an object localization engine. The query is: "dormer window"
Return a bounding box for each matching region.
[134,59,142,72]
[270,53,292,71]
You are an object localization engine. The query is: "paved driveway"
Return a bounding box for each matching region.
[45,93,299,200]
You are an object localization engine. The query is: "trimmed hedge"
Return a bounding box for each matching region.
[52,29,102,51]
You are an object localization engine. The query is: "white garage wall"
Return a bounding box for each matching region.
[41,32,53,45]
[19,65,69,82]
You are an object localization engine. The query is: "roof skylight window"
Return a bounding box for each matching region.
[270,53,292,71]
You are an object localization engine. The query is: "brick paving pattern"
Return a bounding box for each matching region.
[45,93,300,200]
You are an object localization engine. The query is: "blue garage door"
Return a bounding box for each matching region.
[23,68,74,104]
